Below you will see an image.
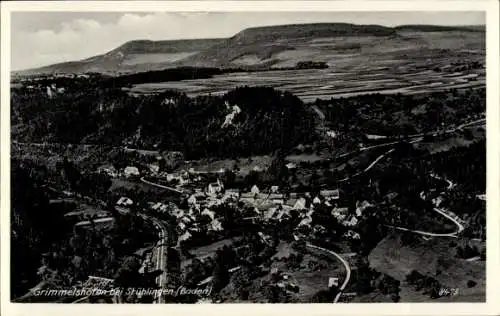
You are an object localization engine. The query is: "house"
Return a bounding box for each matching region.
[151,202,165,211]
[432,196,444,207]
[312,225,327,235]
[269,193,284,201]
[293,197,307,210]
[265,208,277,220]
[253,166,263,172]
[313,196,322,204]
[342,216,359,227]
[207,179,224,196]
[187,195,197,205]
[224,189,240,199]
[116,197,133,207]
[326,130,337,138]
[476,194,486,201]
[181,216,192,225]
[251,185,260,195]
[240,192,255,202]
[286,162,297,170]
[320,189,339,200]
[97,164,117,177]
[289,193,298,199]
[149,164,160,174]
[209,219,223,231]
[256,193,269,200]
[286,198,298,208]
[328,277,340,288]
[188,226,201,233]
[276,209,291,221]
[270,186,279,193]
[332,207,349,221]
[356,200,373,217]
[344,230,361,240]
[201,208,215,221]
[124,166,140,178]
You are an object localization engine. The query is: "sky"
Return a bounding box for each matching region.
[11,11,485,71]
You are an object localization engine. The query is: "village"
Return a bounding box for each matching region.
[105,161,374,248]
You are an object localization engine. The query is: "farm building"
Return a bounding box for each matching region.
[124,166,140,178]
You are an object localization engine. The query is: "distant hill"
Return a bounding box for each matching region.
[15,23,485,76]
[15,38,225,76]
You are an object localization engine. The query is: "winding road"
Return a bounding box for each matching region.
[306,243,351,303]
[306,118,483,302]
[386,174,465,238]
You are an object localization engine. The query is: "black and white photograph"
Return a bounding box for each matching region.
[1,1,499,314]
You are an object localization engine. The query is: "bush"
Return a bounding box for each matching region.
[467,280,477,288]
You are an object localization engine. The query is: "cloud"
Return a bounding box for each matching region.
[11,11,485,71]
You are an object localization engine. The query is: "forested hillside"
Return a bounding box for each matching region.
[11,84,316,160]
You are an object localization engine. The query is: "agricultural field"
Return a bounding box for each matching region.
[128,52,484,102]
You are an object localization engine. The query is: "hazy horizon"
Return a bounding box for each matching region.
[11,11,485,71]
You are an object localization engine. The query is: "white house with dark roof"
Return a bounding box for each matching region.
[356,200,373,217]
[251,185,260,195]
[332,207,349,221]
[344,230,361,240]
[342,216,359,227]
[117,197,133,207]
[124,166,140,178]
[209,219,223,231]
[187,194,198,205]
[207,179,224,196]
[320,189,340,200]
[224,189,240,199]
[293,197,307,210]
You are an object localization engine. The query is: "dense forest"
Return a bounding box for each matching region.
[12,84,316,160]
[315,88,485,136]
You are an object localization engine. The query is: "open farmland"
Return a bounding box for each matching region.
[127,30,484,102]
[128,65,484,102]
